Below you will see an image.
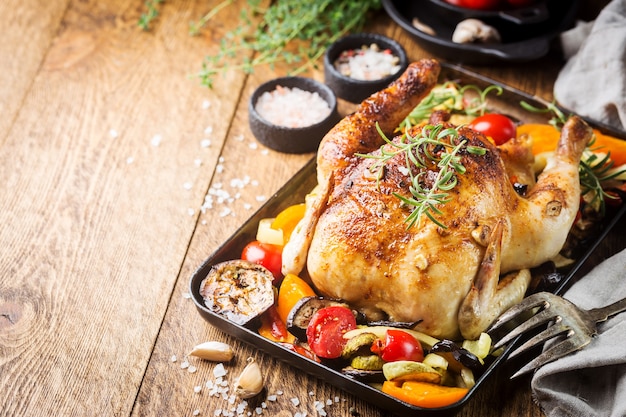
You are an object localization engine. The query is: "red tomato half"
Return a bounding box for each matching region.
[371,329,424,362]
[467,113,517,145]
[306,306,357,359]
[450,0,501,10]
[241,241,283,283]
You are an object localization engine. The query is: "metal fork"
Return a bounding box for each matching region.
[488,291,626,379]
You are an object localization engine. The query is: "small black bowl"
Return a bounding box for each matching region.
[324,33,408,103]
[249,77,341,154]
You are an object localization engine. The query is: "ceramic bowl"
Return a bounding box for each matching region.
[324,33,408,103]
[248,77,340,154]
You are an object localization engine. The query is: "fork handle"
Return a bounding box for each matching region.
[588,296,626,322]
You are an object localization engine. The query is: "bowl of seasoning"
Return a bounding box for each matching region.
[324,33,408,103]
[249,77,341,154]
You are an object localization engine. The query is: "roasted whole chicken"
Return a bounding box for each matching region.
[282,59,593,340]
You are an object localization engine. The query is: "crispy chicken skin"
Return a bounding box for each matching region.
[283,59,593,340]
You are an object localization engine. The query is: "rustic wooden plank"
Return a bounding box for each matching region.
[0,0,249,416]
[0,0,69,139]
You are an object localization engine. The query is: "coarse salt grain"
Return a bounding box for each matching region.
[334,43,401,81]
[255,85,331,128]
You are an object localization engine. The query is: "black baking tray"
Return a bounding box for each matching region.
[382,0,581,64]
[190,63,626,416]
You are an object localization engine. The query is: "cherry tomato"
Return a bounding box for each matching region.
[447,0,501,10]
[241,240,283,284]
[306,306,357,359]
[371,329,424,362]
[468,113,517,145]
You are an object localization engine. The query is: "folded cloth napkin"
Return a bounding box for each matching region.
[531,248,626,417]
[553,0,626,131]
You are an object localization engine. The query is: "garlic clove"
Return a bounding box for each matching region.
[234,357,264,398]
[188,341,234,362]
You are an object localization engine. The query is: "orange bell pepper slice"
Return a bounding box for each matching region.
[276,273,316,325]
[517,123,626,166]
[382,381,469,409]
[271,203,306,243]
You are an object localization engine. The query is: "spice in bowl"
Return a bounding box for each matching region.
[333,43,402,81]
[254,85,332,129]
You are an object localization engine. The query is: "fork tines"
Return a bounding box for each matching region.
[487,292,592,379]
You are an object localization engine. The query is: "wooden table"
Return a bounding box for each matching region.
[1,1,623,416]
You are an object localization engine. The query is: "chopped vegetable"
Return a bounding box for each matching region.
[382,381,469,408]
[288,296,350,340]
[519,123,626,165]
[307,306,357,359]
[241,240,283,283]
[371,329,425,363]
[343,326,439,350]
[276,274,317,325]
[382,361,442,384]
[256,218,284,245]
[258,305,295,343]
[271,203,306,243]
[199,260,275,326]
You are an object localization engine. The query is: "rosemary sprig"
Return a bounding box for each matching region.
[520,100,568,129]
[194,0,382,88]
[360,123,487,229]
[138,0,164,31]
[579,148,626,215]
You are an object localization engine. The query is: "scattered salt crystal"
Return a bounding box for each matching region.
[201,220,207,225]
[214,363,227,378]
[234,134,244,141]
[193,410,200,416]
[171,355,177,362]
[180,361,190,369]
[202,99,211,109]
[126,157,134,164]
[256,195,267,202]
[151,134,162,147]
[194,385,202,393]
[267,395,277,402]
[205,126,213,135]
[219,157,225,163]
[219,208,233,217]
[398,166,410,176]
[194,159,203,167]
[243,203,252,210]
[182,292,191,299]
[188,365,197,373]
[201,139,212,148]
[290,398,300,407]
[216,164,224,173]
[214,410,222,416]
[276,390,283,395]
[261,149,269,155]
[109,129,119,138]
[183,182,193,190]
[255,85,331,128]
[251,180,259,186]
[255,408,263,415]
[188,208,195,216]
[326,399,332,406]
[248,142,258,150]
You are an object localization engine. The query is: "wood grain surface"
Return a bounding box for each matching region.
[0,1,622,417]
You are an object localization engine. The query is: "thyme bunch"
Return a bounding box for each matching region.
[193,0,382,88]
[361,123,487,229]
[138,0,164,30]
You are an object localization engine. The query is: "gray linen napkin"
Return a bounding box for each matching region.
[553,0,626,131]
[531,248,626,417]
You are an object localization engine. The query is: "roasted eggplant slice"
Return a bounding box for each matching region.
[430,339,483,372]
[199,259,275,326]
[286,296,348,339]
